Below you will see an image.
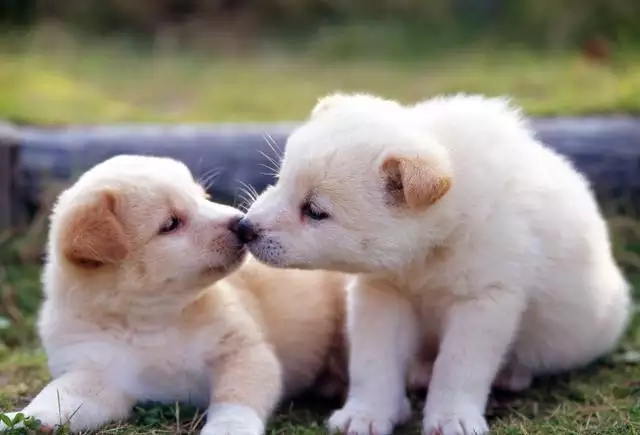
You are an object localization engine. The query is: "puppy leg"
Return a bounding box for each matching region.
[0,371,134,432]
[423,294,523,435]
[202,342,282,435]
[328,280,418,435]
[407,357,529,395]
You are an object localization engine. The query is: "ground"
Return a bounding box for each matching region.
[0,281,638,435]
[1,33,640,434]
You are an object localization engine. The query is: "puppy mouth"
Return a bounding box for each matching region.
[205,246,247,275]
[245,241,288,268]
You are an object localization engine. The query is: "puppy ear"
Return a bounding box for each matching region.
[62,191,129,268]
[311,93,352,118]
[381,154,452,209]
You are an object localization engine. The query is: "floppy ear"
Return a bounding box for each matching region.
[61,190,129,268]
[381,154,452,209]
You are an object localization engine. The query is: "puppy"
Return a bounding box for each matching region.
[0,155,347,435]
[238,93,632,435]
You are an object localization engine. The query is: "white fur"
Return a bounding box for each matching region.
[202,404,265,435]
[243,93,632,435]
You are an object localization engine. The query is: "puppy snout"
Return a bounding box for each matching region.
[229,217,259,244]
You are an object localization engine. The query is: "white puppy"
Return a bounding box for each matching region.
[239,93,632,435]
[0,155,348,434]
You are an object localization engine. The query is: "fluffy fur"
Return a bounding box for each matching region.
[0,155,348,435]
[241,93,632,435]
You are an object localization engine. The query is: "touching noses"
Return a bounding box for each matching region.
[228,217,259,244]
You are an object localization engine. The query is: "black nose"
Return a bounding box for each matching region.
[228,217,259,244]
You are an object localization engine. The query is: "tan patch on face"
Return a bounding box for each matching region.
[62,191,130,268]
[382,155,452,209]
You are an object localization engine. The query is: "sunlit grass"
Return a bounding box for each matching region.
[2,35,640,124]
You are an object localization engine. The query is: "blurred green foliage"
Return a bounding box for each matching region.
[1,0,640,52]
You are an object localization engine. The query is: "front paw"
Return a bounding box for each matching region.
[328,397,411,435]
[423,405,488,435]
[202,404,265,435]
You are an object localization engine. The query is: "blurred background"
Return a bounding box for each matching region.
[0,2,640,431]
[2,0,640,123]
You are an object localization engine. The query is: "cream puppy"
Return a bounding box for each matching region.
[0,155,347,435]
[238,93,632,435]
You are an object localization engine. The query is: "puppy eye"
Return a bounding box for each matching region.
[301,202,330,221]
[159,215,183,234]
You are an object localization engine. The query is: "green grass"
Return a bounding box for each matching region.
[0,317,639,434]
[3,32,640,125]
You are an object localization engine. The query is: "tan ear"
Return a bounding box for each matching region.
[381,155,452,209]
[62,191,129,268]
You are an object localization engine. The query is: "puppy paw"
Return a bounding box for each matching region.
[328,397,411,435]
[202,403,265,435]
[423,406,488,435]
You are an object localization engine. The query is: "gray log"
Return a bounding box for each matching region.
[14,123,294,209]
[0,123,23,232]
[3,117,640,232]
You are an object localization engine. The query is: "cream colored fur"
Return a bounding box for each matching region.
[0,155,347,435]
[242,93,632,435]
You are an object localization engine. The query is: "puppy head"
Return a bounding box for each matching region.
[241,93,453,273]
[48,155,245,300]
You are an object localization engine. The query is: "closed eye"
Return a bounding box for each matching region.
[301,201,330,221]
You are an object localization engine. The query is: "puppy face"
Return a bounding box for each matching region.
[242,93,453,273]
[49,155,245,298]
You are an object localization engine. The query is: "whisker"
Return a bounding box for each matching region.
[258,163,279,178]
[260,133,283,171]
[264,133,283,159]
[232,193,242,210]
[239,180,260,202]
[197,167,225,191]
[235,180,261,212]
[258,149,280,173]
[236,194,253,212]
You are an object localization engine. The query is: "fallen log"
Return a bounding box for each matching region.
[2,117,640,232]
[0,123,23,232]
